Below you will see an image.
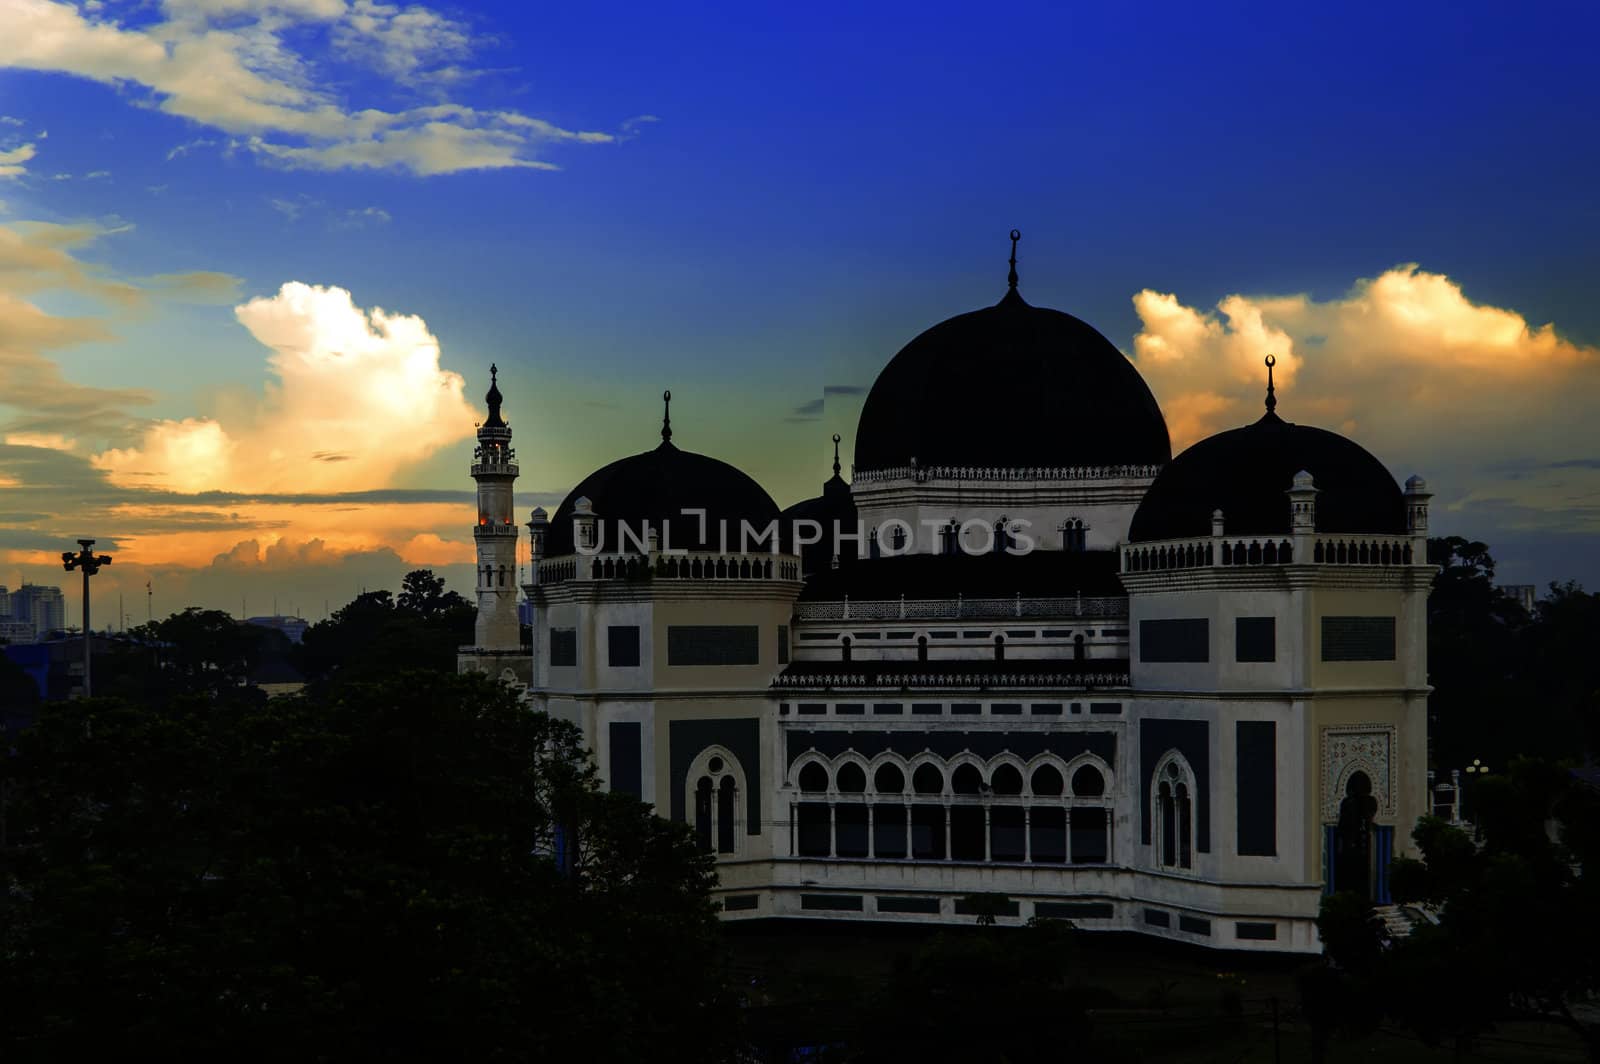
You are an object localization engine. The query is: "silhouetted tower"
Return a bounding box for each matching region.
[472,365,521,651]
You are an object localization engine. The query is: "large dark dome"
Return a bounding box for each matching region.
[853,288,1171,471]
[546,438,780,556]
[1128,409,1405,542]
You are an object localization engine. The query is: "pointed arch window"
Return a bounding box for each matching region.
[689,748,746,856]
[1153,755,1195,870]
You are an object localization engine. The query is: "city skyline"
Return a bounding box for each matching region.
[2,0,1598,615]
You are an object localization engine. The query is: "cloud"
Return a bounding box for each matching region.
[141,269,244,303]
[790,397,823,418]
[166,137,218,160]
[93,281,479,494]
[1130,264,1600,546]
[0,142,37,179]
[0,0,622,177]
[332,204,390,228]
[823,384,866,397]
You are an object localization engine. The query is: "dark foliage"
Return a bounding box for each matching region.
[297,570,475,684]
[0,671,734,1062]
[848,919,1088,1062]
[1316,760,1600,1060]
[1427,537,1599,765]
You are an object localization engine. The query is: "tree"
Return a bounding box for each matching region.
[1319,760,1600,1060]
[397,568,471,619]
[1,671,734,1062]
[1425,536,1532,768]
[297,574,476,684]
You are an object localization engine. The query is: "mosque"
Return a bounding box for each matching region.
[459,233,1433,952]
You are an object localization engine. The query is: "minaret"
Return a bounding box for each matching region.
[472,364,521,650]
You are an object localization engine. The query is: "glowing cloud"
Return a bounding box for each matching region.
[1131,265,1600,528]
[94,282,479,493]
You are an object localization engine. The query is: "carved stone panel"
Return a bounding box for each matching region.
[1321,724,1396,822]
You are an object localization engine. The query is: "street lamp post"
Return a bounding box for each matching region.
[1463,758,1490,837]
[62,539,112,697]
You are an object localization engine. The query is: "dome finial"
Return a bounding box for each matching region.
[483,362,506,427]
[1007,229,1021,291]
[1264,354,1278,415]
[831,433,842,478]
[661,389,673,443]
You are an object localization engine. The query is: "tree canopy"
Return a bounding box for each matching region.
[297,570,477,685]
[1,670,734,1062]
[1313,759,1600,1060]
[1426,537,1598,766]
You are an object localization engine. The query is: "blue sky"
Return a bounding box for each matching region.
[1,0,1597,618]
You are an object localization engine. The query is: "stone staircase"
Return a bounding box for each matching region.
[1375,903,1439,941]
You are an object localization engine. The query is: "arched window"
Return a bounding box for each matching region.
[1028,760,1069,863]
[891,525,907,551]
[908,762,948,859]
[874,763,906,794]
[994,635,1005,662]
[873,761,908,859]
[1060,518,1088,552]
[690,748,746,856]
[917,636,929,663]
[841,637,852,663]
[717,776,737,854]
[836,762,867,794]
[798,761,829,793]
[991,764,1024,795]
[794,758,830,857]
[1073,633,1085,662]
[1031,764,1065,797]
[695,776,714,852]
[951,763,984,795]
[1071,764,1105,797]
[869,527,881,559]
[993,519,1011,554]
[1153,755,1195,870]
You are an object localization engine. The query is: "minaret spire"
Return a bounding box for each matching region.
[484,361,506,427]
[1264,354,1278,415]
[831,433,842,478]
[1007,229,1021,291]
[661,389,673,444]
[468,366,519,656]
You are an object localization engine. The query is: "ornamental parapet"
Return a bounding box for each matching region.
[470,460,519,477]
[853,462,1163,485]
[1121,532,1418,574]
[794,595,1126,622]
[534,550,802,585]
[771,669,1130,691]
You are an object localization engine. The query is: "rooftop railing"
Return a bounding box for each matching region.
[794,594,1126,622]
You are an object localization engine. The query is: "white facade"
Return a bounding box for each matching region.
[462,280,1435,954]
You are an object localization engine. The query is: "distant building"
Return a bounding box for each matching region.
[8,584,66,641]
[246,615,310,644]
[1498,584,1537,613]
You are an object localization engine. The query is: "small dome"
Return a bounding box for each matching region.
[545,440,781,556]
[854,288,1171,471]
[781,435,858,574]
[1128,410,1405,542]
